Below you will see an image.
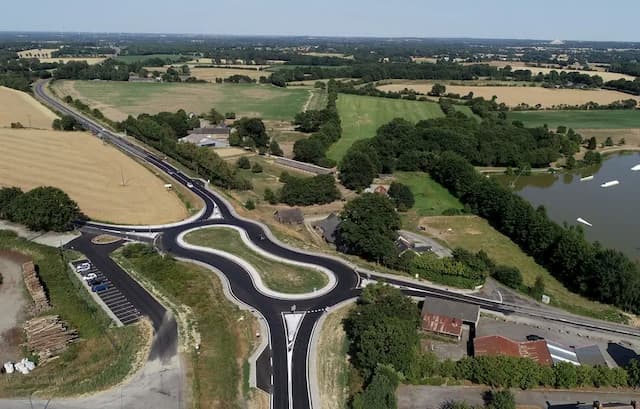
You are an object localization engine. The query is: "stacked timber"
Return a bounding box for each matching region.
[22,261,51,314]
[23,315,78,363]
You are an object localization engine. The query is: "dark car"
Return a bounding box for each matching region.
[92,284,108,292]
[87,278,103,287]
[526,334,545,341]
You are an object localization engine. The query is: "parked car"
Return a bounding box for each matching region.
[75,262,91,273]
[82,273,97,281]
[87,278,103,287]
[92,284,108,292]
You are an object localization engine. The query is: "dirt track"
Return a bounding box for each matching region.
[0,251,30,363]
[0,128,188,225]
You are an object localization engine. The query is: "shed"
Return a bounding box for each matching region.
[546,341,580,366]
[474,335,553,366]
[575,345,608,367]
[274,208,304,225]
[421,312,463,340]
[421,296,480,325]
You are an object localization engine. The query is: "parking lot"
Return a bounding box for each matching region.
[70,259,142,325]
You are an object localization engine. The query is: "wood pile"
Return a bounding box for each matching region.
[22,261,51,314]
[23,315,78,363]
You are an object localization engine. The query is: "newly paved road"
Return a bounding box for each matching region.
[33,79,640,409]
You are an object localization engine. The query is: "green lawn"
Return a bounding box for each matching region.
[115,54,189,63]
[63,80,309,121]
[508,110,640,129]
[0,231,145,397]
[395,171,463,216]
[327,94,444,162]
[184,227,328,294]
[454,105,481,121]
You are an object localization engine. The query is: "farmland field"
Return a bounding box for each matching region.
[0,128,189,224]
[115,54,189,63]
[0,86,57,129]
[39,57,106,65]
[327,94,444,162]
[471,61,637,82]
[507,110,640,129]
[378,81,637,108]
[51,80,309,121]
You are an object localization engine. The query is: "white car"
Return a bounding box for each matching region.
[82,273,97,281]
[187,183,194,188]
[76,263,91,273]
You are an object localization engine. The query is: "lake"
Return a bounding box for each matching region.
[496,152,640,259]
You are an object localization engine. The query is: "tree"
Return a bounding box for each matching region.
[530,275,545,301]
[485,390,516,409]
[352,369,398,409]
[587,136,597,150]
[491,265,523,289]
[605,136,614,147]
[0,187,23,219]
[565,155,576,169]
[279,174,340,206]
[245,199,255,210]
[251,162,263,173]
[237,156,251,169]
[235,117,269,147]
[263,188,278,205]
[338,150,377,191]
[387,182,415,211]
[205,108,224,123]
[269,140,284,156]
[9,186,80,231]
[293,137,325,164]
[626,359,640,388]
[336,193,400,264]
[554,362,578,389]
[429,83,446,97]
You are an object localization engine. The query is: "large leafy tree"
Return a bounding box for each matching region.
[336,193,400,264]
[338,150,377,191]
[7,186,79,231]
[387,182,415,211]
[234,117,269,147]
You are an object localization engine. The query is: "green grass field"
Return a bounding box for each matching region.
[508,110,640,129]
[395,172,464,217]
[63,81,309,121]
[454,105,481,121]
[327,94,444,162]
[184,227,328,293]
[115,54,189,63]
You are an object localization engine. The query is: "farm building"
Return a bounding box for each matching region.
[364,184,389,195]
[313,213,340,244]
[474,335,553,366]
[420,297,480,340]
[274,208,304,225]
[546,341,581,366]
[179,124,231,148]
[395,236,433,255]
[575,345,608,367]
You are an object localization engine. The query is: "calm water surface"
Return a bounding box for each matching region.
[495,152,640,259]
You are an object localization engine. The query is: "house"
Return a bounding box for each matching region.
[420,297,480,340]
[313,213,340,244]
[474,335,553,366]
[364,184,389,195]
[274,208,304,225]
[395,236,433,255]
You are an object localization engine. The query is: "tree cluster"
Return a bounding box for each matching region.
[120,111,250,190]
[0,186,79,232]
[232,117,269,148]
[605,78,640,96]
[292,80,342,167]
[428,151,640,313]
[277,174,340,206]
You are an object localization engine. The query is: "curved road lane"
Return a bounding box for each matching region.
[33,80,640,409]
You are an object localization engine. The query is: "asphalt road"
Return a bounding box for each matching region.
[33,79,640,409]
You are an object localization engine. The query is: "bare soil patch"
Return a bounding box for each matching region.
[0,251,30,363]
[0,86,58,129]
[0,128,188,224]
[378,82,637,108]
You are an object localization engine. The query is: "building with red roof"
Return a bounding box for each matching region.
[473,335,553,366]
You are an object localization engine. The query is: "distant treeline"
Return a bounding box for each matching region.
[605,78,640,96]
[119,110,251,190]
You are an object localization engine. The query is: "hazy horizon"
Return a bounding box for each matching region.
[2,0,639,43]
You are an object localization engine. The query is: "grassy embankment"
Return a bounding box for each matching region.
[0,231,148,397]
[184,227,328,294]
[327,94,445,162]
[316,303,355,409]
[113,244,261,408]
[508,110,640,129]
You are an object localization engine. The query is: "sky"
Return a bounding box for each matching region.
[2,0,639,42]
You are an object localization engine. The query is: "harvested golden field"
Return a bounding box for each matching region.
[185,67,267,81]
[0,86,57,129]
[470,61,636,82]
[17,48,57,59]
[0,129,188,224]
[39,57,107,65]
[378,82,637,108]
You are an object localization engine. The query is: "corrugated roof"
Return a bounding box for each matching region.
[421,296,480,324]
[421,312,463,338]
[547,341,580,366]
[474,335,553,366]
